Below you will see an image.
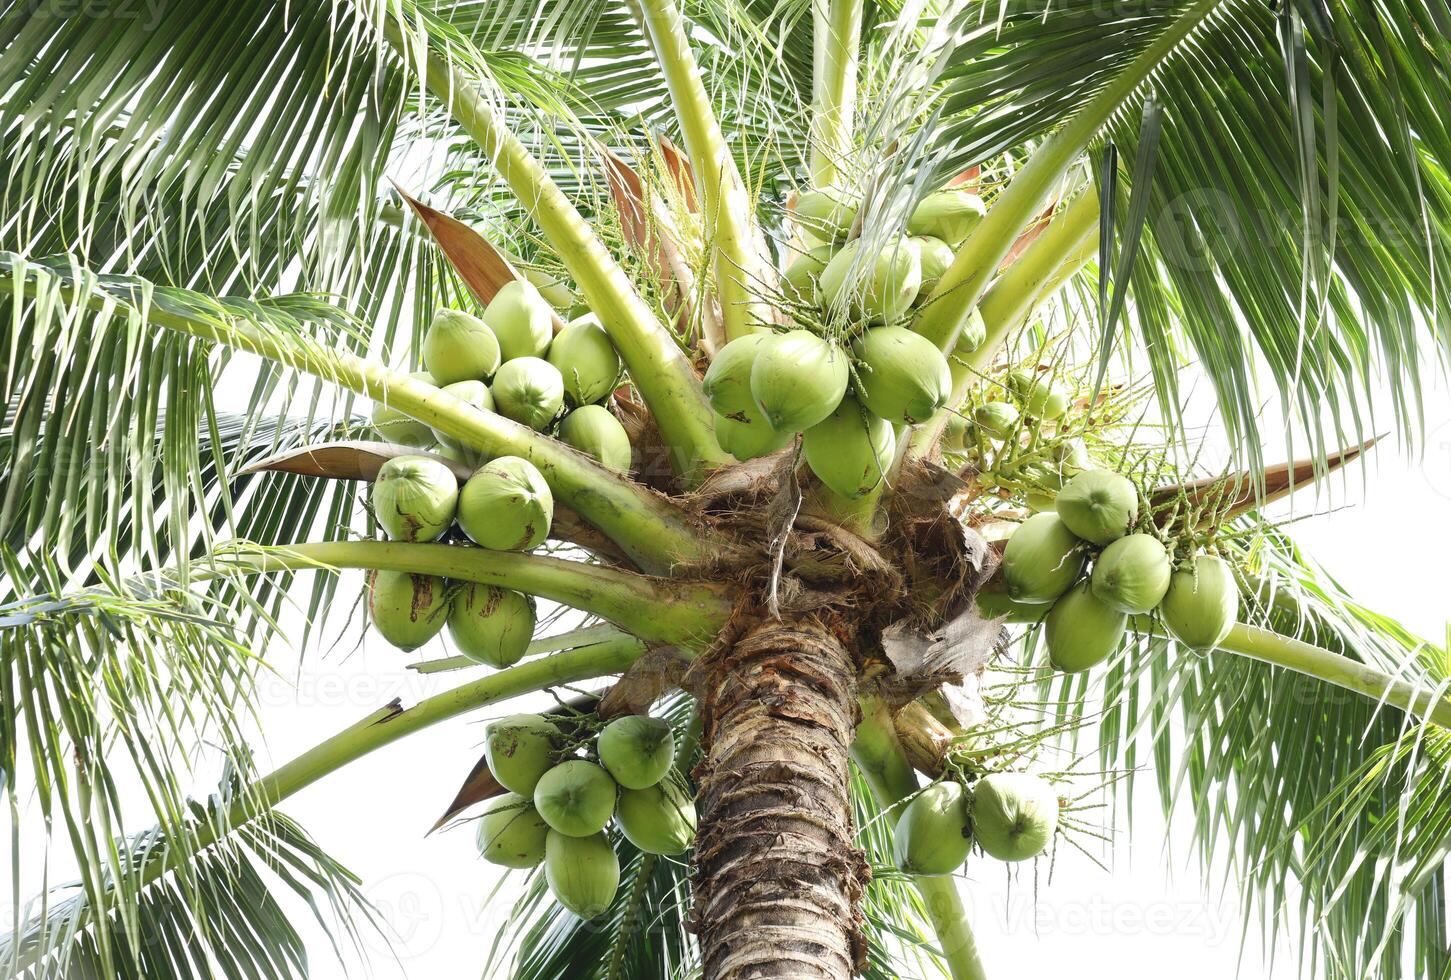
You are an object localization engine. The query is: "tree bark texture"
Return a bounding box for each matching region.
[692,617,868,979]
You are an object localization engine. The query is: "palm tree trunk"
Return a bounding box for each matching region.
[692,618,867,979]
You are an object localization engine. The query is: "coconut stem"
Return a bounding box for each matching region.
[912,0,1223,352]
[380,13,730,482]
[207,540,731,649]
[629,0,775,342]
[852,696,992,980]
[810,0,863,187]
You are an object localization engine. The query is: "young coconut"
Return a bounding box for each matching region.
[544,831,619,919]
[1007,370,1071,421]
[783,244,837,305]
[423,309,502,385]
[597,715,675,789]
[520,265,575,310]
[533,760,618,838]
[1045,581,1128,673]
[703,334,769,421]
[972,402,1020,440]
[971,773,1059,862]
[911,235,955,294]
[558,405,632,474]
[1055,470,1138,545]
[431,379,495,454]
[367,570,448,651]
[371,371,437,446]
[1159,554,1239,650]
[476,793,550,869]
[457,456,553,551]
[1092,533,1172,614]
[547,314,620,406]
[448,584,535,668]
[371,455,458,542]
[942,410,971,452]
[491,356,565,431]
[617,779,697,856]
[893,781,972,876]
[852,326,953,424]
[484,714,560,796]
[714,412,794,460]
[795,186,859,240]
[483,280,554,361]
[907,187,987,245]
[818,237,923,324]
[750,330,850,432]
[954,306,988,353]
[802,394,895,498]
[1001,513,1087,604]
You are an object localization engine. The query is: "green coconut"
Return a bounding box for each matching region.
[912,235,955,293]
[547,314,620,406]
[371,371,437,446]
[597,715,675,790]
[430,379,496,452]
[972,402,1020,440]
[1092,533,1172,614]
[942,411,971,452]
[457,456,553,551]
[1045,581,1127,673]
[533,760,618,838]
[907,187,987,245]
[476,793,550,869]
[1001,513,1087,604]
[714,411,794,460]
[955,306,988,353]
[491,356,565,431]
[1055,470,1137,545]
[371,455,458,542]
[971,772,1059,862]
[852,326,953,424]
[448,584,535,668]
[483,280,554,361]
[795,187,859,240]
[818,237,923,324]
[545,831,620,919]
[703,334,769,421]
[1160,554,1239,651]
[1025,492,1058,513]
[617,780,696,856]
[484,714,560,796]
[750,330,850,432]
[893,781,972,876]
[1007,371,1071,421]
[802,394,895,498]
[782,244,837,305]
[521,266,576,310]
[367,571,447,651]
[558,405,632,474]
[423,309,502,385]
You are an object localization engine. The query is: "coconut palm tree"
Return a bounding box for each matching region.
[1,0,1448,977]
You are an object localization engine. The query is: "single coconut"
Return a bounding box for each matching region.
[972,402,1019,440]
[423,309,502,385]
[371,455,458,542]
[818,237,923,324]
[942,410,971,452]
[703,334,769,420]
[802,394,895,498]
[955,306,988,352]
[1159,554,1239,651]
[1092,533,1172,614]
[1007,370,1070,420]
[750,330,849,432]
[491,356,565,431]
[794,186,859,240]
[893,781,972,876]
[597,715,675,789]
[1045,581,1128,673]
[558,405,632,474]
[476,793,550,869]
[533,760,618,838]
[1001,513,1087,603]
[484,714,560,796]
[368,570,448,651]
[971,772,1059,862]
[457,455,553,551]
[715,411,794,460]
[432,379,496,452]
[483,280,554,361]
[616,780,696,856]
[547,314,620,406]
[448,584,535,668]
[912,235,955,293]
[521,265,575,310]
[907,188,986,245]
[852,326,953,424]
[1056,470,1138,545]
[544,831,619,919]
[782,244,837,305]
[371,371,437,446]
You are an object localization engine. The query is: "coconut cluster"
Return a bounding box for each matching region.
[893,771,1060,876]
[476,712,694,918]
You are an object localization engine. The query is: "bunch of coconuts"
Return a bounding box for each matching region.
[367,280,631,657]
[475,713,696,918]
[701,183,987,498]
[893,771,1061,876]
[1000,468,1241,673]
